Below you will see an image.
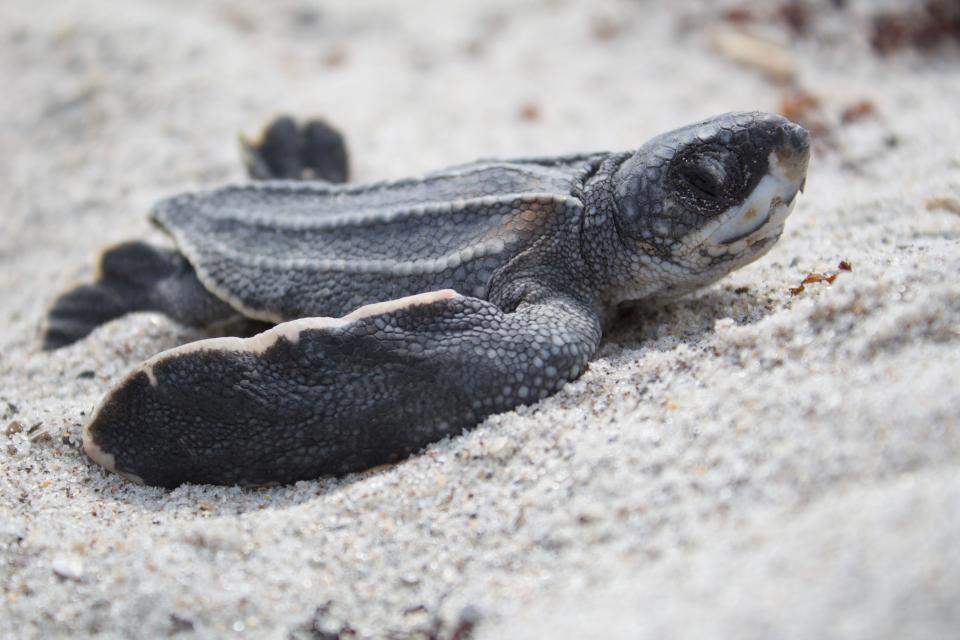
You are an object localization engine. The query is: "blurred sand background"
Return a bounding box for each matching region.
[1,0,959,637]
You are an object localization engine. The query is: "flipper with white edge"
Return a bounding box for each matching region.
[82,289,601,487]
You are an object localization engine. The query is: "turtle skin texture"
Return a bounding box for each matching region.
[47,112,810,487]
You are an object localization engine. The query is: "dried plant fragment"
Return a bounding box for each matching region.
[518,102,541,122]
[712,28,796,82]
[925,196,960,215]
[840,99,877,124]
[871,1,960,55]
[802,273,838,285]
[789,260,853,296]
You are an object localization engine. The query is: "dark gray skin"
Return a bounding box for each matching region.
[47,112,810,487]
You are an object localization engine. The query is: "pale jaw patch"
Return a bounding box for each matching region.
[680,151,805,258]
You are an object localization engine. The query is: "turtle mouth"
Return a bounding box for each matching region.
[704,151,806,251]
[715,204,773,245]
[713,189,798,245]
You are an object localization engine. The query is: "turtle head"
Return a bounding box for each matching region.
[610,111,809,300]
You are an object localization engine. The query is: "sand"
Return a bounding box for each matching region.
[1,0,959,637]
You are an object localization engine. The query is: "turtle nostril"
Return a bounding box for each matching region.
[785,122,811,155]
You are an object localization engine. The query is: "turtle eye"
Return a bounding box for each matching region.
[682,152,729,199]
[684,166,722,198]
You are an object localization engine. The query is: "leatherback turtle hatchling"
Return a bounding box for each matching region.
[45,112,810,487]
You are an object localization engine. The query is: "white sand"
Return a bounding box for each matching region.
[2,0,959,637]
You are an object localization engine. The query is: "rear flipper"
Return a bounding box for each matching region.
[43,242,241,350]
[82,289,602,487]
[240,116,349,183]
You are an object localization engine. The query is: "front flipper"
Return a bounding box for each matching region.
[83,289,601,487]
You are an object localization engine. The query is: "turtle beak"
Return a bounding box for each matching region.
[775,121,811,183]
[768,121,809,209]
